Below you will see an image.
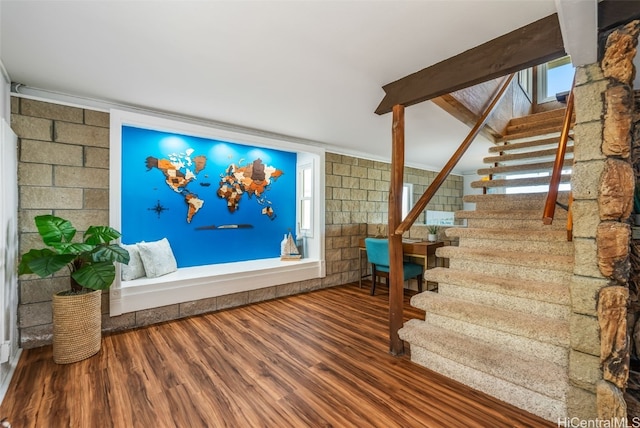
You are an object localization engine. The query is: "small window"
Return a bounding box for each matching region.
[538,56,574,103]
[402,183,413,220]
[518,68,533,101]
[299,164,313,236]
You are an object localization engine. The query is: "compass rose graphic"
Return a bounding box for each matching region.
[148,200,168,218]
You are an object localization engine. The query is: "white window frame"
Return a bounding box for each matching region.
[518,68,533,101]
[402,183,413,220]
[537,56,573,104]
[298,160,314,237]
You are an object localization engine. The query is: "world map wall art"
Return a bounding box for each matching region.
[120,125,297,267]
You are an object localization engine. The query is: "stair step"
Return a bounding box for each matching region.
[455,209,569,230]
[505,116,567,135]
[496,126,566,143]
[477,159,572,176]
[422,311,568,368]
[463,192,571,211]
[484,146,574,164]
[488,135,573,153]
[507,108,567,127]
[456,209,565,220]
[455,236,572,256]
[426,267,570,306]
[400,320,568,398]
[470,174,571,189]
[436,246,573,274]
[410,292,569,347]
[445,226,569,242]
[427,267,570,319]
[441,251,572,284]
[399,321,567,421]
[458,217,568,231]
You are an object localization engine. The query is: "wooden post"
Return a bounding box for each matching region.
[389,104,405,356]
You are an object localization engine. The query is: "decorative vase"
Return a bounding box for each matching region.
[428,233,437,242]
[280,233,288,256]
[52,289,102,364]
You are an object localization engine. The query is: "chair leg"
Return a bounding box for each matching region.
[370,265,376,296]
[417,274,423,292]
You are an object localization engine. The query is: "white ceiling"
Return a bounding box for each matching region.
[0,0,560,174]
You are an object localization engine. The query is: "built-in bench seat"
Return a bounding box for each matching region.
[111,257,325,316]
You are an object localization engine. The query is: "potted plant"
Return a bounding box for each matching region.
[427,225,439,242]
[18,215,129,364]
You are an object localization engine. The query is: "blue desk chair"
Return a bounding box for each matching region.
[364,238,424,296]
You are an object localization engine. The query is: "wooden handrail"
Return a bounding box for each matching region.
[542,76,575,225]
[395,73,516,236]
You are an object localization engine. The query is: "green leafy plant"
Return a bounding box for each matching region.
[427,224,439,234]
[18,215,130,294]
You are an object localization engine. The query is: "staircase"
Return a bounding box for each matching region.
[399,108,574,422]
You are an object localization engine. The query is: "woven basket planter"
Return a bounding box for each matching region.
[52,289,102,364]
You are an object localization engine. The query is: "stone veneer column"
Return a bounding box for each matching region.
[568,21,639,421]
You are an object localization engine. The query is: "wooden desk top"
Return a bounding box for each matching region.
[358,238,444,256]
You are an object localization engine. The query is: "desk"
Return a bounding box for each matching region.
[358,238,444,288]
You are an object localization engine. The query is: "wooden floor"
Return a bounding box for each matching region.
[0,283,553,427]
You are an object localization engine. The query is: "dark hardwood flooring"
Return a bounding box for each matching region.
[0,283,553,427]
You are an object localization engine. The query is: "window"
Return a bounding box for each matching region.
[504,170,572,194]
[299,164,313,236]
[538,56,574,103]
[518,68,533,101]
[402,183,413,220]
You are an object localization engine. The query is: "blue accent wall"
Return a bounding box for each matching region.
[121,126,297,267]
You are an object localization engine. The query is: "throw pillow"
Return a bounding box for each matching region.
[121,243,147,281]
[137,238,178,278]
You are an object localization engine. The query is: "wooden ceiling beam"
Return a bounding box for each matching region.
[375,14,565,115]
[598,0,640,32]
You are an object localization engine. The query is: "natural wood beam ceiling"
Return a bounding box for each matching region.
[375,14,565,115]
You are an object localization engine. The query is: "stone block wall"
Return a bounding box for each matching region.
[13,98,463,348]
[13,98,113,347]
[325,152,463,226]
[324,152,463,290]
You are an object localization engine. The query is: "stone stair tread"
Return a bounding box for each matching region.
[484,146,574,164]
[399,319,568,400]
[409,292,569,347]
[436,246,573,272]
[445,226,569,242]
[425,267,570,305]
[488,135,573,153]
[470,174,571,189]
